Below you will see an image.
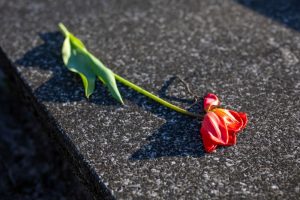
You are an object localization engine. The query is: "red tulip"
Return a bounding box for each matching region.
[200,93,248,152]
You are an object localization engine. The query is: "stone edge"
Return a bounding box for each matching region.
[0,47,116,200]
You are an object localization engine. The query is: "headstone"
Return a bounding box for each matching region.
[1,0,299,199]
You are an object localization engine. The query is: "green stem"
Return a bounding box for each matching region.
[58,23,200,118]
[114,73,200,118]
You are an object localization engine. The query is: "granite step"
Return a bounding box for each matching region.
[0,0,299,199]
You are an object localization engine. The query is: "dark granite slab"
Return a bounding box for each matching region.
[0,0,299,199]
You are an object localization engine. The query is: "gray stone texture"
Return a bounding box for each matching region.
[0,69,93,200]
[0,0,299,199]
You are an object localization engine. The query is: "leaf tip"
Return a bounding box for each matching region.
[58,23,69,37]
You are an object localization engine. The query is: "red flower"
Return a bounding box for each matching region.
[200,93,248,152]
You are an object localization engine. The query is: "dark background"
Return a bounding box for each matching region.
[0,69,93,199]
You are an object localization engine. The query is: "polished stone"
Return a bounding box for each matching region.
[0,0,299,199]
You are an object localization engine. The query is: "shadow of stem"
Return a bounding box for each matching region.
[16,32,206,161]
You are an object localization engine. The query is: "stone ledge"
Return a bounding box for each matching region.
[0,1,299,199]
[0,48,114,200]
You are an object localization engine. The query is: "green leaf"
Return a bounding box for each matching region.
[58,23,123,104]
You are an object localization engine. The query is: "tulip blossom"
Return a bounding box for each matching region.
[200,93,247,152]
[59,24,248,154]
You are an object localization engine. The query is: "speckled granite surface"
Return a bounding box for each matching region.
[0,70,93,200]
[0,0,300,199]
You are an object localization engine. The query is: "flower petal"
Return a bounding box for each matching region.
[204,93,220,112]
[238,112,248,129]
[200,93,248,152]
[213,108,244,131]
[226,132,237,146]
[227,110,248,132]
[200,112,228,152]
